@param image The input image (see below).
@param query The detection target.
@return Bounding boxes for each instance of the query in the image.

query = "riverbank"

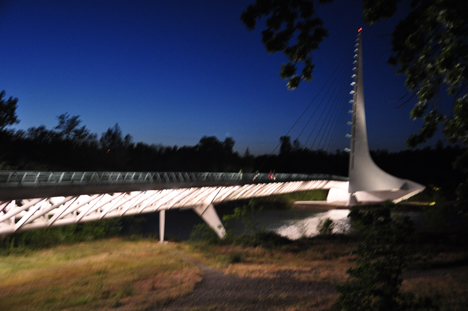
[1,233,467,310]
[292,200,349,211]
[292,200,437,212]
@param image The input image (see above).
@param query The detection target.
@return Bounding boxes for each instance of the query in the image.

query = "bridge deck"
[0,171,349,237]
[0,171,348,201]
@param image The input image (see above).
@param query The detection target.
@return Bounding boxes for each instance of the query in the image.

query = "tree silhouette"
[243,0,468,206]
[279,135,292,155]
[0,90,19,130]
[241,0,331,90]
[100,124,125,150]
[54,113,92,143]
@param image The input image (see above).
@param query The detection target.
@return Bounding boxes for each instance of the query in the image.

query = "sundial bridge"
[0,30,425,241]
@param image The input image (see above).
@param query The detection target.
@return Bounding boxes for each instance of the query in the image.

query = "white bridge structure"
[327,29,425,205]
[0,172,347,239]
[0,30,424,240]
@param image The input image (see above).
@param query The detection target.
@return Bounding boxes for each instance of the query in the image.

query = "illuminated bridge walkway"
[0,171,348,239]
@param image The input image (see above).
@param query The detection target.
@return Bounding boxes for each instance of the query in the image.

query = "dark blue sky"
[0,0,439,155]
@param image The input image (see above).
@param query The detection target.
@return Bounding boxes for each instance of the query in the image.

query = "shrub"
[0,218,122,254]
[334,207,419,310]
[223,199,264,235]
[189,199,291,249]
[317,217,334,235]
[189,223,221,244]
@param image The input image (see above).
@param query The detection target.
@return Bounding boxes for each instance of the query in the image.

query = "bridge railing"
[0,171,348,187]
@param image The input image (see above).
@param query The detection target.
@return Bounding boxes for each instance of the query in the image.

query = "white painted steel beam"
[0,179,344,236]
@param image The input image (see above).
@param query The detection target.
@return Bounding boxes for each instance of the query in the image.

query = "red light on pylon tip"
[358,28,362,33]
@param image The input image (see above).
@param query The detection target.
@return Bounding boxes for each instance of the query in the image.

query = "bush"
[335,207,408,310]
[334,206,437,310]
[0,218,122,254]
[223,199,264,235]
[189,223,221,244]
[317,217,334,235]
[233,231,291,249]
[189,199,292,249]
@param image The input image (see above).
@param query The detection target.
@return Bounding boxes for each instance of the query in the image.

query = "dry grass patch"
[402,266,468,310]
[184,238,356,284]
[223,257,351,284]
[224,264,311,278]
[0,238,202,311]
[282,294,339,311]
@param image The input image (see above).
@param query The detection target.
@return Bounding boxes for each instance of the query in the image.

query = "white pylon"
[328,28,425,205]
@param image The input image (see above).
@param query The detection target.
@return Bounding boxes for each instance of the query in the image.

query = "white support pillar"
[192,203,226,238]
[159,209,165,243]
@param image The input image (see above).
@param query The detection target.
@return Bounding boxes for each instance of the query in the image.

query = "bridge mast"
[344,28,425,204]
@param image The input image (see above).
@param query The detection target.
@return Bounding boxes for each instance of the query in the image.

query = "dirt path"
[156,260,336,311]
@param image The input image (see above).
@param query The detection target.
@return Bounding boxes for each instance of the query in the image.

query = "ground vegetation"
[0,186,467,310]
[3,220,465,310]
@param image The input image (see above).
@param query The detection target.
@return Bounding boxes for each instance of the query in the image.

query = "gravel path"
[155,262,336,311]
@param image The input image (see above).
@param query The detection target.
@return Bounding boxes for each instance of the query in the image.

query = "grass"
[0,238,202,311]
[402,272,468,311]
[184,236,357,284]
[183,232,468,310]
[1,184,465,310]
[1,224,468,310]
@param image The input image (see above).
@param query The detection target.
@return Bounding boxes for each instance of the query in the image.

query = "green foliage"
[0,90,19,130]
[242,0,468,207]
[236,230,291,249]
[283,189,329,201]
[243,0,467,146]
[407,111,445,148]
[241,0,330,90]
[335,207,437,311]
[54,113,94,143]
[121,215,147,236]
[0,218,122,255]
[354,0,468,154]
[317,217,334,235]
[223,199,264,235]
[244,190,329,210]
[362,0,400,24]
[378,0,468,149]
[190,199,291,249]
[422,187,448,233]
[279,135,293,155]
[228,253,244,264]
[445,95,468,145]
[189,223,223,244]
[455,179,468,212]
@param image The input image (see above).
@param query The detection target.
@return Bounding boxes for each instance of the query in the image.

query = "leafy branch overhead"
[242,0,467,148]
[377,0,468,148]
[241,0,331,90]
[363,0,468,206]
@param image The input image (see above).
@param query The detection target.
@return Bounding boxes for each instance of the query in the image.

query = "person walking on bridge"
[253,170,259,181]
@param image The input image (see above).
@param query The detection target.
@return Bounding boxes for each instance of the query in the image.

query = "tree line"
[0,108,462,199]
